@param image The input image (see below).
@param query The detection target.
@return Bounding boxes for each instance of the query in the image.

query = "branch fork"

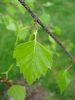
[18,0,75,63]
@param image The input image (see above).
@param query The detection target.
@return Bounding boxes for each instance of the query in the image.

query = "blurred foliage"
[0,0,75,100]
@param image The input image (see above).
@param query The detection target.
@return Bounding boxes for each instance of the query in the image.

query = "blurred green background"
[0,0,75,100]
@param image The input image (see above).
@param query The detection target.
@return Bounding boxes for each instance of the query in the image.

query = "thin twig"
[18,0,75,62]
[35,1,45,13]
[34,21,38,41]
[0,75,13,88]
[66,61,74,71]
[5,72,8,81]
[21,23,34,30]
[10,2,26,22]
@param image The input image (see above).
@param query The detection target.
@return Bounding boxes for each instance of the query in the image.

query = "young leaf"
[8,85,26,100]
[29,34,35,41]
[58,70,71,94]
[13,40,52,85]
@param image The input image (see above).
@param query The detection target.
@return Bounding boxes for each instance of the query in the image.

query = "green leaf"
[58,70,71,94]
[8,85,26,100]
[43,2,53,7]
[3,15,9,25]
[18,29,28,41]
[6,22,16,31]
[0,15,2,24]
[39,13,50,26]
[53,26,61,36]
[29,34,35,41]
[25,0,34,10]
[26,2,34,10]
[6,6,16,16]
[12,0,25,14]
[3,0,9,3]
[13,40,52,85]
[26,0,34,3]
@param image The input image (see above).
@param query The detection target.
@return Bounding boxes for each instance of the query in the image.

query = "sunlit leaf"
[13,40,52,85]
[58,70,71,94]
[8,85,26,100]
